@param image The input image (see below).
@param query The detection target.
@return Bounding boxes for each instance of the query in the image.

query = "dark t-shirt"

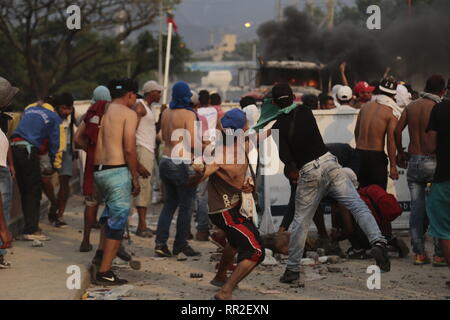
[427,100,450,183]
[273,105,328,171]
[326,143,360,175]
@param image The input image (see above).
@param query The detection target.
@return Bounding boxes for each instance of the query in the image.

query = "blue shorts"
[94,167,131,240]
[57,150,73,177]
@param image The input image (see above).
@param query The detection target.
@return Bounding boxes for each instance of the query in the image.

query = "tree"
[0,0,181,99]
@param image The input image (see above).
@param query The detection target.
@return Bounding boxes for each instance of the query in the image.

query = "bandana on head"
[170,81,194,112]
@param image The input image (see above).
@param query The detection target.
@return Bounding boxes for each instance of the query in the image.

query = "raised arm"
[339,62,349,87]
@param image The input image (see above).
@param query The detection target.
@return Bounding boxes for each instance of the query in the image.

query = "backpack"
[82,100,108,196]
[358,185,403,225]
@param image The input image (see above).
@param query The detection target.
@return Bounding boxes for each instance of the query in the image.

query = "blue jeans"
[407,155,442,255]
[156,158,195,250]
[0,167,13,256]
[195,179,210,233]
[287,153,386,272]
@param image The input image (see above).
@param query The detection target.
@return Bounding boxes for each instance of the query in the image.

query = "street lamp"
[244,22,252,28]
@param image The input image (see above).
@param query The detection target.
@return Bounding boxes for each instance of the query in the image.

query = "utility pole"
[158,0,163,85]
[326,0,335,30]
[275,0,282,22]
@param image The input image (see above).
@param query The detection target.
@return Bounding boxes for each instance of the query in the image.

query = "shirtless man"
[155,81,201,258]
[394,75,447,266]
[355,78,404,254]
[90,79,140,285]
[355,78,401,190]
[192,109,265,300]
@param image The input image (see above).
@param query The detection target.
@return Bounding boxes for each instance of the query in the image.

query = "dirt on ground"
[65,195,449,300]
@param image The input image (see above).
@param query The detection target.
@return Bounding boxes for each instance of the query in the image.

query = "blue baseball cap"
[221,108,247,130]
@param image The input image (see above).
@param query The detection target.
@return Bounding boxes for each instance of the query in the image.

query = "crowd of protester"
[0,67,449,299]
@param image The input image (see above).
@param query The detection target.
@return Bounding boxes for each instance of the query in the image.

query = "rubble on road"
[83,285,135,300]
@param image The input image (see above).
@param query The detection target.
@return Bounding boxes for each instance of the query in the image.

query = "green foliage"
[0,0,187,104]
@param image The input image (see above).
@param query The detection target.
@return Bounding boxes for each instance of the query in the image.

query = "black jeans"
[12,146,42,234]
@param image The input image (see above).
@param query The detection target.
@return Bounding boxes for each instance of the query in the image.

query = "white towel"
[375,94,403,119]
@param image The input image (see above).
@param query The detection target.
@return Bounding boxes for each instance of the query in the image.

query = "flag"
[166,12,178,33]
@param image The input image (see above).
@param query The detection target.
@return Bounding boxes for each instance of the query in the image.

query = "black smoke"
[257,1,450,88]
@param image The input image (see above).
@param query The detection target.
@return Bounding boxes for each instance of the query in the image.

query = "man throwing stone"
[271,83,390,286]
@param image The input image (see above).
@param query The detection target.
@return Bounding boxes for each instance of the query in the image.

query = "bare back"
[161,108,198,159]
[95,103,138,165]
[356,101,396,151]
[405,98,436,155]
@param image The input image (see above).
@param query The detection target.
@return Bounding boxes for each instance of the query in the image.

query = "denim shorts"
[94,167,131,240]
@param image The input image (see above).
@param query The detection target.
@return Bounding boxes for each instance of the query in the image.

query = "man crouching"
[191,109,265,300]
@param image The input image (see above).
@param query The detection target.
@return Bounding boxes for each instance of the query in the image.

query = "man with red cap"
[353,81,375,109]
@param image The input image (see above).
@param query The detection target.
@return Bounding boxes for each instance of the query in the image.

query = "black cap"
[379,78,398,95]
[108,78,143,99]
[272,83,293,102]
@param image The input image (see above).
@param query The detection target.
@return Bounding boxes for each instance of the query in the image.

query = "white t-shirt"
[243,104,260,128]
[197,106,218,141]
[136,99,156,153]
[336,104,356,111]
[0,130,9,167]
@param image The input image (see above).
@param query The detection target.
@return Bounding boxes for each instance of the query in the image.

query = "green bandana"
[253,101,298,130]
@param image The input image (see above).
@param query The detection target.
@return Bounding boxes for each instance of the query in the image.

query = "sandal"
[136,228,153,238]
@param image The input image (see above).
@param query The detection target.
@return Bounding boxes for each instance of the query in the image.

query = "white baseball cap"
[142,81,163,94]
[337,86,353,101]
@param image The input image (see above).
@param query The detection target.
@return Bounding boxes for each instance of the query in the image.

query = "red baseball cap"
[354,81,375,94]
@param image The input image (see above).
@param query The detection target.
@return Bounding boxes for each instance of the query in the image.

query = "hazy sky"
[174,0,355,49]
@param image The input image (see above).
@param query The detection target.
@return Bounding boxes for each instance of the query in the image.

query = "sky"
[174,0,355,50]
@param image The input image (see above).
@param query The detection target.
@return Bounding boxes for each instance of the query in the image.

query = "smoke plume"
[257,1,450,89]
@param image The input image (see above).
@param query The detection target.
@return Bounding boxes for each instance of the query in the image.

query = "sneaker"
[155,244,172,257]
[432,256,448,267]
[173,245,201,257]
[209,232,227,250]
[48,204,58,223]
[95,270,128,286]
[22,232,51,241]
[370,241,391,272]
[414,254,430,265]
[279,269,300,284]
[195,231,210,242]
[0,255,11,269]
[54,219,68,228]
